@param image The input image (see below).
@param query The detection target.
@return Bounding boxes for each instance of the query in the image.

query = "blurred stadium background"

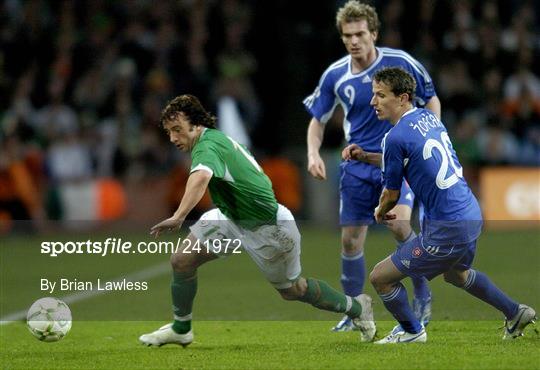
[1,5,539,370]
[1,0,539,345]
[1,0,539,228]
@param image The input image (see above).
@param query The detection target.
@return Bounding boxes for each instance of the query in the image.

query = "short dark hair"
[373,67,416,101]
[160,94,217,128]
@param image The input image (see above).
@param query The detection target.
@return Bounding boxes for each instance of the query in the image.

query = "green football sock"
[299,278,362,318]
[171,271,197,334]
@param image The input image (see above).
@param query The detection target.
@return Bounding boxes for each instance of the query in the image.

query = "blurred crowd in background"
[1,0,539,226]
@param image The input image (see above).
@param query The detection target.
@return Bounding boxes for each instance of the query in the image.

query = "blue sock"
[341,251,365,297]
[379,283,423,334]
[412,277,431,301]
[396,231,431,302]
[463,269,519,319]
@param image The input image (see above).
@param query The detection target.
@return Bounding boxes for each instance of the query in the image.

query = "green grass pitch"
[1,226,539,369]
[2,321,539,369]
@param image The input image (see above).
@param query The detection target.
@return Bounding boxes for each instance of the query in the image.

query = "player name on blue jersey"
[410,111,444,138]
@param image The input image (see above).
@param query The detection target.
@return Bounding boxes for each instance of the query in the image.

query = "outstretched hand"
[150,217,184,238]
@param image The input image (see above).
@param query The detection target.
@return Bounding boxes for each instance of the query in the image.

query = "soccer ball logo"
[26,297,72,342]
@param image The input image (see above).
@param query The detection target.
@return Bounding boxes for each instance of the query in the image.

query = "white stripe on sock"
[463,269,476,290]
[174,313,192,321]
[345,296,353,314]
[380,285,402,302]
[341,251,364,261]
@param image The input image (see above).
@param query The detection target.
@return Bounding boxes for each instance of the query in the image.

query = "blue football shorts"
[339,168,414,226]
[391,234,477,280]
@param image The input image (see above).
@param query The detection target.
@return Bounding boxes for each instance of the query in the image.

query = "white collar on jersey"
[348,47,384,76]
[194,127,208,146]
[397,107,417,124]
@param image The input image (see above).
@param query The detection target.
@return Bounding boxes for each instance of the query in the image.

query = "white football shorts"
[189,204,301,289]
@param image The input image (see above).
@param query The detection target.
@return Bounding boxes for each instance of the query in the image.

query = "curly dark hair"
[160,94,217,128]
[373,67,416,101]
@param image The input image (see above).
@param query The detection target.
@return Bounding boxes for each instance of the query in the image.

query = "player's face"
[340,20,377,60]
[370,80,404,124]
[163,114,201,152]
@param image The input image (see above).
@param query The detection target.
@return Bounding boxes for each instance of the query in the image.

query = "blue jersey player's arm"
[307,116,327,180]
[342,143,382,167]
[411,58,441,118]
[425,96,441,119]
[374,133,405,223]
[412,71,440,118]
[305,69,338,180]
[414,68,440,118]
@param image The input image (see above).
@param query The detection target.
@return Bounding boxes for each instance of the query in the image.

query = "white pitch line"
[0,261,170,325]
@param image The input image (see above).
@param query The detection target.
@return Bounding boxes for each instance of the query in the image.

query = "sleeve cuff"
[190,164,214,176]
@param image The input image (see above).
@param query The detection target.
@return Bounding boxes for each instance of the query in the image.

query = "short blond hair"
[336,1,380,35]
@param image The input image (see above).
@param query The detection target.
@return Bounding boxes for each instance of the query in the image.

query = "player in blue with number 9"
[343,67,536,343]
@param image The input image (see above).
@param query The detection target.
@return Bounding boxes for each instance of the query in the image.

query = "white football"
[26,297,72,342]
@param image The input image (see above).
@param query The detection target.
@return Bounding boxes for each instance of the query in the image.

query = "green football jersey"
[190,129,278,226]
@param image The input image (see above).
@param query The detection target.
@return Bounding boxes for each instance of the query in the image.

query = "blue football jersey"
[381,108,483,245]
[304,47,436,154]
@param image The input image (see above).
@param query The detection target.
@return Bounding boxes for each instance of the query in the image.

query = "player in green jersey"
[139,94,376,347]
